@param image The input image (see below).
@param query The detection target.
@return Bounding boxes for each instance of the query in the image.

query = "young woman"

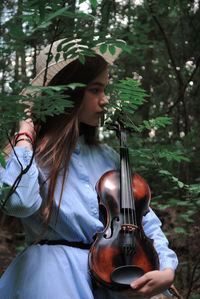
[0,39,178,299]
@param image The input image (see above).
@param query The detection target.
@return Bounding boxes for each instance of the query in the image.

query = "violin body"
[88,170,160,290]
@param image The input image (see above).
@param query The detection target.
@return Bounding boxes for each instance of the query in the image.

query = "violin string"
[121,128,137,249]
[121,149,125,245]
[122,149,127,226]
[121,149,124,223]
[128,156,133,225]
[121,144,138,227]
[125,148,131,226]
[128,150,135,226]
[129,166,135,225]
[126,148,137,227]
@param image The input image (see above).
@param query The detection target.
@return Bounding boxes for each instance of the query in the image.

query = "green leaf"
[30,7,91,33]
[0,153,6,168]
[7,22,25,39]
[31,21,52,32]
[158,150,190,163]
[108,45,116,56]
[159,170,172,176]
[45,7,70,22]
[112,77,149,118]
[89,0,98,9]
[99,44,107,54]
[178,181,184,188]
[114,40,131,53]
[78,54,85,64]
[26,84,82,92]
[188,184,200,194]
[57,39,74,52]
[55,52,60,63]
[143,117,172,131]
[16,246,27,252]
[173,227,186,234]
[66,83,86,90]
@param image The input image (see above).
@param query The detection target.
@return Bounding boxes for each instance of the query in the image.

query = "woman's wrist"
[19,116,35,138]
[15,132,34,144]
[162,268,175,285]
[14,132,34,150]
[14,139,33,150]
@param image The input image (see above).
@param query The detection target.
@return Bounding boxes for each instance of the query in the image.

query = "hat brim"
[21,45,122,96]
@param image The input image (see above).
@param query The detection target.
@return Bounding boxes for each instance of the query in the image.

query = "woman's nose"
[100,94,109,106]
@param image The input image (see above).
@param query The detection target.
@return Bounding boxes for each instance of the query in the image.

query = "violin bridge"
[119,224,138,257]
[120,224,138,232]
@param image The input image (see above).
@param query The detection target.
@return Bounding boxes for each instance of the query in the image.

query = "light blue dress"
[0,136,178,299]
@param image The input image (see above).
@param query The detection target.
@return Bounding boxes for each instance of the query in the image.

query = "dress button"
[94,208,98,214]
[85,184,90,188]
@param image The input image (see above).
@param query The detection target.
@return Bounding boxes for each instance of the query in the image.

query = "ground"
[0,214,25,276]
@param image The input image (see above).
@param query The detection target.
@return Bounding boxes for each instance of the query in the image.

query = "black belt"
[38,239,92,250]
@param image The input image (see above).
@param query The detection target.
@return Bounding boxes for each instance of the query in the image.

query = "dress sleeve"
[0,146,42,218]
[143,207,178,271]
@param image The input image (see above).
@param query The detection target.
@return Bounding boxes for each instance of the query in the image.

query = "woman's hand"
[16,108,36,150]
[19,116,35,136]
[117,268,174,299]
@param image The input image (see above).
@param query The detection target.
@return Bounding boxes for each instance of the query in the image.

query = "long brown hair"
[36,54,108,224]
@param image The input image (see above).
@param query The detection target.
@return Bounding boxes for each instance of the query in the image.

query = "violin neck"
[120,131,135,211]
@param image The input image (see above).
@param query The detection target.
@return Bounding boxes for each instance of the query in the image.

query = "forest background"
[0,0,200,298]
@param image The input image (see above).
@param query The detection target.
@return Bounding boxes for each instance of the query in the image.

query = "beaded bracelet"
[15,138,33,146]
[14,132,34,145]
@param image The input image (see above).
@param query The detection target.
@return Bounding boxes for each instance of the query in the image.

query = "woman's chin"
[79,121,99,128]
[85,120,99,127]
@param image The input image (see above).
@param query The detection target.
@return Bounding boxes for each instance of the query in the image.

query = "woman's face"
[78,68,109,127]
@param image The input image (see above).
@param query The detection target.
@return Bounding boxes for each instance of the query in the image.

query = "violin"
[88,121,159,291]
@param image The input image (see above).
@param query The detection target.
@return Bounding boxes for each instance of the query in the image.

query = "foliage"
[0,150,8,169]
[0,0,200,296]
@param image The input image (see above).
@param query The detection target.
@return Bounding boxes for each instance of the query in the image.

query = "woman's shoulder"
[97,142,120,168]
[98,142,117,154]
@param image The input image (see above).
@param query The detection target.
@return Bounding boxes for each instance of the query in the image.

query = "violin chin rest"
[110,265,145,288]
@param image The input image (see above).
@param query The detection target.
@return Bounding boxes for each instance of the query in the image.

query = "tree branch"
[147,0,183,87]
[185,55,200,88]
[165,55,200,115]
[186,256,200,299]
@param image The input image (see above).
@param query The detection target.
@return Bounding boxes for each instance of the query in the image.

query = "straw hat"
[22,39,122,95]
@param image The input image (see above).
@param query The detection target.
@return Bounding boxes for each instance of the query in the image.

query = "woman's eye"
[90,88,100,94]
